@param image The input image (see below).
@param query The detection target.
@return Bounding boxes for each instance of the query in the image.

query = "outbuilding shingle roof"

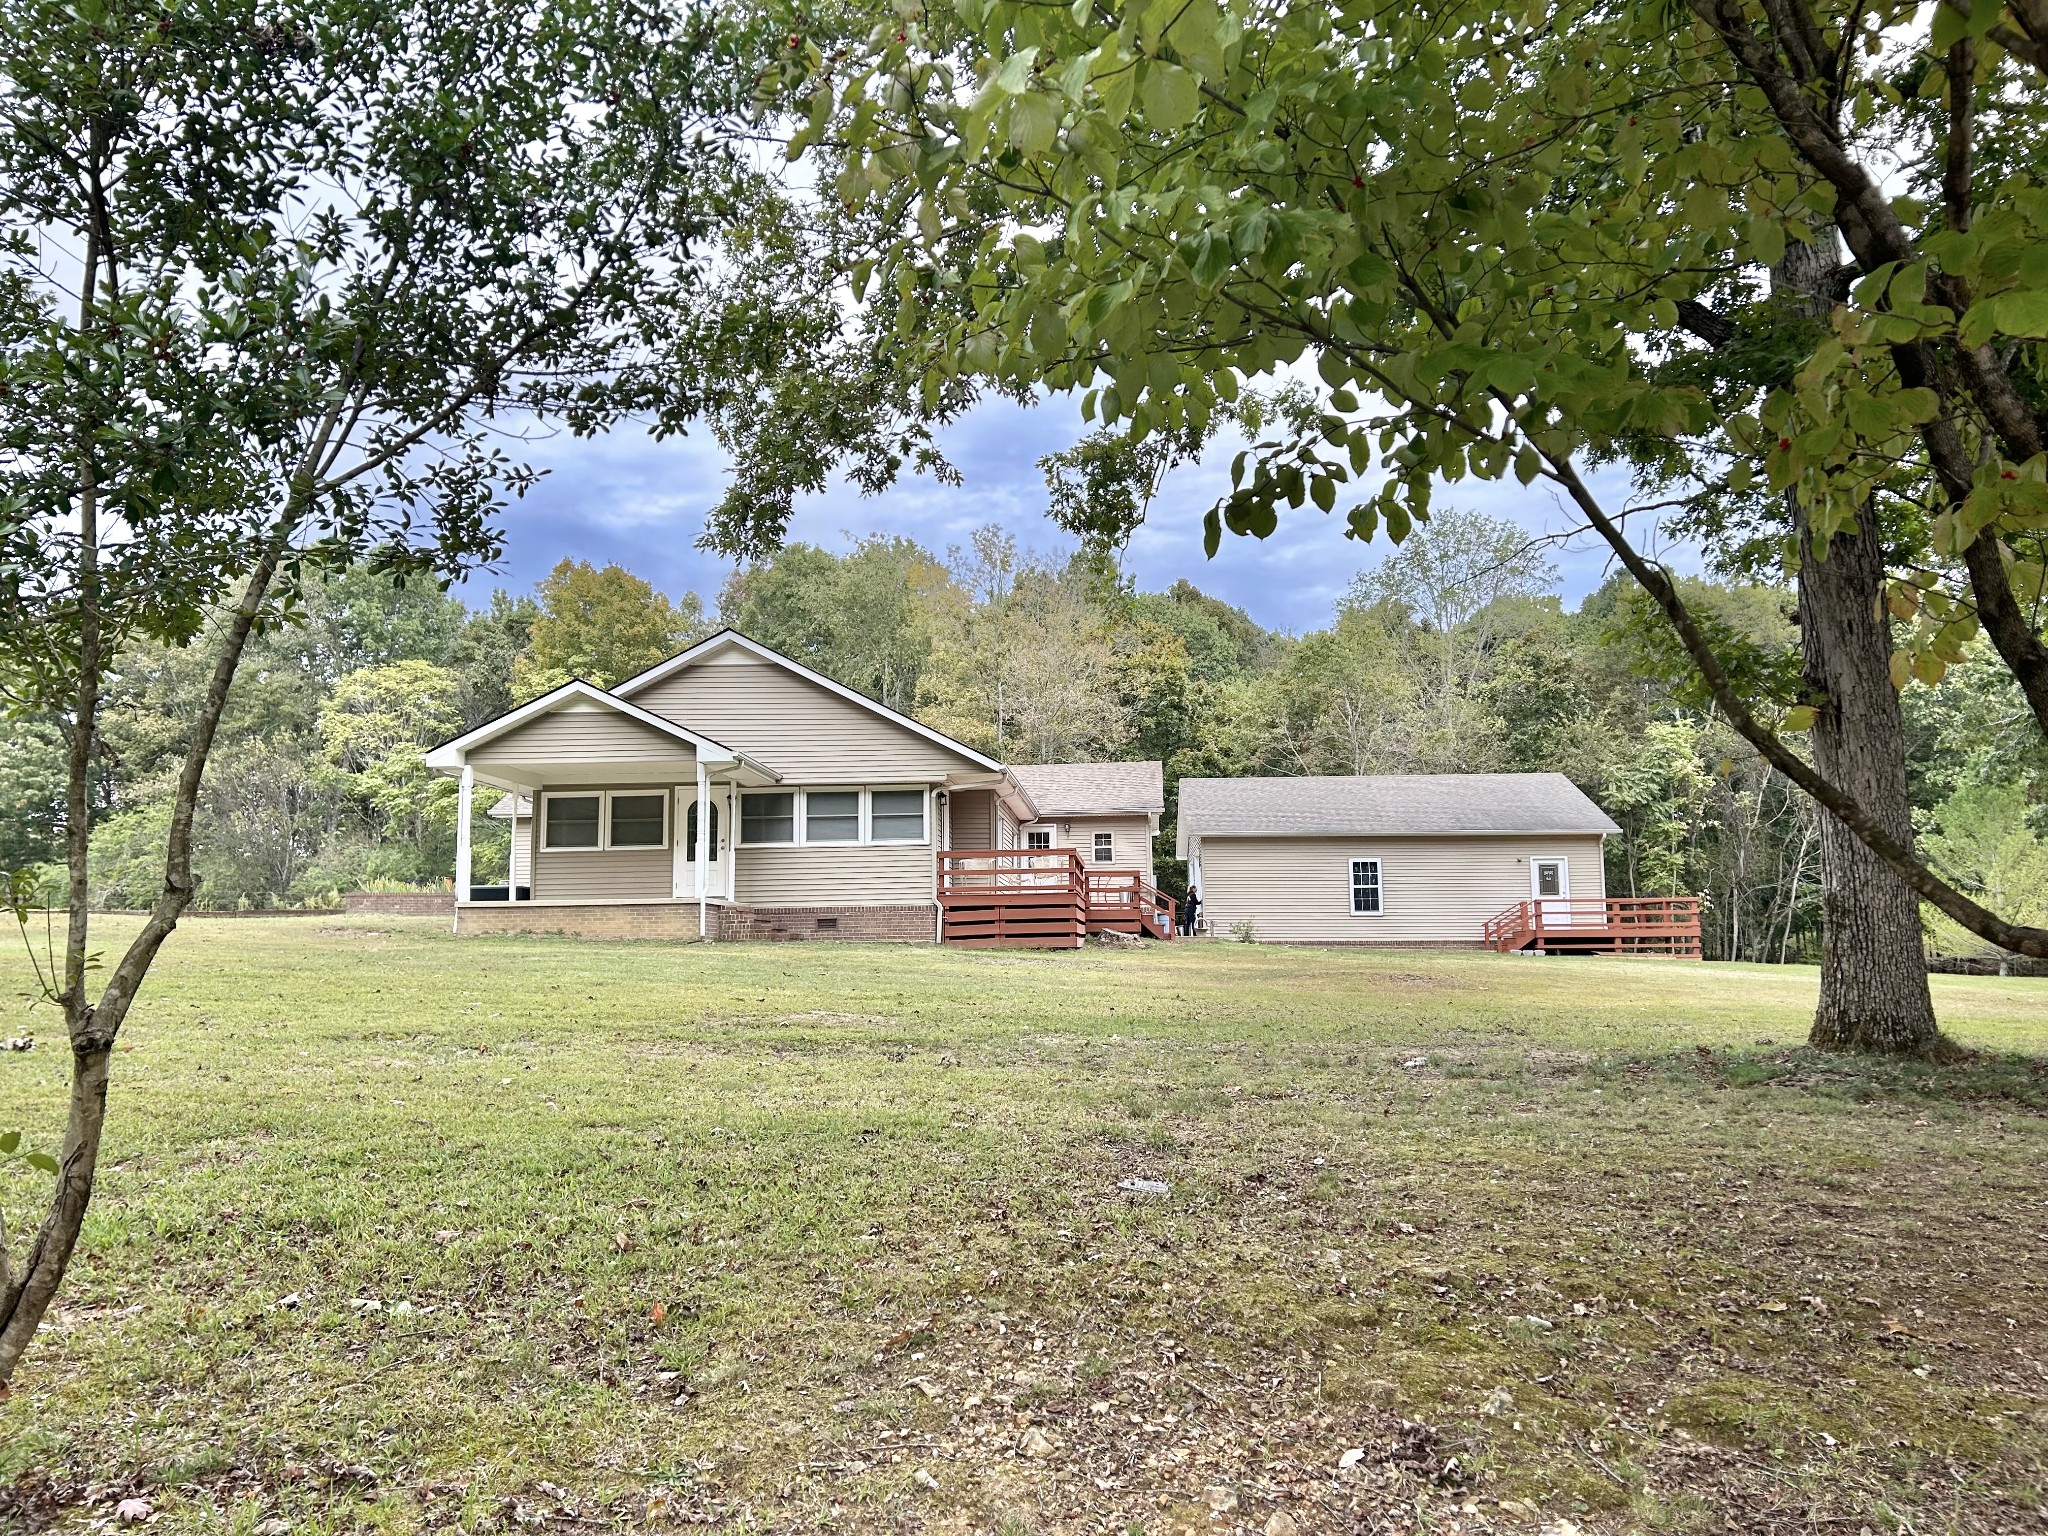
[1176,773,1619,857]
[1009,760,1165,818]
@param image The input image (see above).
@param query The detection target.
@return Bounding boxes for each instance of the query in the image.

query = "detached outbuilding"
[1177,773,1629,948]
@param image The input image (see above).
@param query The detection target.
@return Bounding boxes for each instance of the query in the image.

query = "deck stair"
[1482,896,1703,958]
[939,849,1177,948]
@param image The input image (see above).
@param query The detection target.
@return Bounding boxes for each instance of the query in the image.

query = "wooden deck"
[1482,896,1703,957]
[938,850,1177,948]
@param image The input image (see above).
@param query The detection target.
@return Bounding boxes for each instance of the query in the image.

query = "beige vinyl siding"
[471,708,689,766]
[632,652,977,780]
[1029,815,1154,877]
[996,799,1019,849]
[949,788,995,849]
[529,783,680,903]
[1197,834,1607,945]
[510,816,531,886]
[534,846,672,902]
[735,843,937,906]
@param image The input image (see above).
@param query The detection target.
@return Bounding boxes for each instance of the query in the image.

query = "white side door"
[674,788,731,900]
[1530,857,1570,925]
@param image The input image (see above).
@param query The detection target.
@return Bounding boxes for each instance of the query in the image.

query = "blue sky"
[457,392,1663,636]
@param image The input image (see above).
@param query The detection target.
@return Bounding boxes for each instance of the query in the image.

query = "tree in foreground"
[811,0,2048,1051]
[0,0,870,1385]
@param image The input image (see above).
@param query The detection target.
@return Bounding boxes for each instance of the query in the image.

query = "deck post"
[695,759,709,939]
[454,762,473,929]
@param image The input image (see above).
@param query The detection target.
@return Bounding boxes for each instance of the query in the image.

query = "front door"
[1530,857,1570,925]
[675,788,730,900]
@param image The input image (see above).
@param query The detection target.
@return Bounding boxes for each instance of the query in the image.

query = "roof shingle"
[1009,760,1165,817]
[1176,773,1619,856]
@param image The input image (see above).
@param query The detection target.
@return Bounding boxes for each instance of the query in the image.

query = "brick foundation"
[455,901,938,943]
[714,904,938,943]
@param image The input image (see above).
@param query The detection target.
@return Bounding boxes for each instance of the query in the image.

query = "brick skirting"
[714,904,938,943]
[455,901,938,943]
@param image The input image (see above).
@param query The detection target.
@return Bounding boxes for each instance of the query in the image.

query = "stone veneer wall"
[455,902,937,943]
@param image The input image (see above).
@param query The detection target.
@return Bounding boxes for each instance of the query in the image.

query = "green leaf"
[1781,705,1816,733]
[26,1151,59,1174]
[1992,289,2048,339]
[0,1129,19,1154]
[990,47,1040,96]
[1139,61,1200,131]
[1007,92,1060,153]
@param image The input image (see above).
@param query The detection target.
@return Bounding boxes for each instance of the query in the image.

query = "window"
[608,792,667,848]
[1350,858,1383,915]
[543,794,601,850]
[741,791,796,844]
[1534,860,1564,897]
[805,789,861,843]
[1026,828,1053,850]
[1092,832,1115,864]
[871,789,927,843]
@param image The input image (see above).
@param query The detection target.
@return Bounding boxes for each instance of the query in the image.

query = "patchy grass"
[2,919,2046,1536]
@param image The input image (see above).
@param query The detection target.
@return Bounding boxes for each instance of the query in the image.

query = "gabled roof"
[1010,761,1165,818]
[422,678,777,777]
[611,628,1006,774]
[1176,773,1620,857]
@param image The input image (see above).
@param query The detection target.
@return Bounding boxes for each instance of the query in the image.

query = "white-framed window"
[541,790,667,852]
[542,793,603,851]
[739,786,934,847]
[1092,832,1114,864]
[1350,857,1383,915]
[1026,828,1053,850]
[740,790,796,845]
[870,788,928,843]
[805,788,862,844]
[608,791,668,848]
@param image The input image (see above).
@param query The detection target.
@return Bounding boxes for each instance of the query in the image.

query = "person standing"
[1180,885,1200,936]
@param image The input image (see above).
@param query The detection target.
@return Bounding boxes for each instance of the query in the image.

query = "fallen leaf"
[115,1498,153,1525]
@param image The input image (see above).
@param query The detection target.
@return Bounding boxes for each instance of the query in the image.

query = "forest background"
[4,499,2040,965]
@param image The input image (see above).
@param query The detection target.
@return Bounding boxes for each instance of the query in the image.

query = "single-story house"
[423,629,1163,942]
[1177,773,1622,947]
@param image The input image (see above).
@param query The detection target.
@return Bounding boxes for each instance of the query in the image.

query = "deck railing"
[1084,869,1178,936]
[937,850,1179,945]
[1483,896,1703,957]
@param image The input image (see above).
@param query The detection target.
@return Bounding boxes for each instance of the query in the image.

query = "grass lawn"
[2,918,2046,1536]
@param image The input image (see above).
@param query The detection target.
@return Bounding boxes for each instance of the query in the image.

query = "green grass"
[3,919,2046,1534]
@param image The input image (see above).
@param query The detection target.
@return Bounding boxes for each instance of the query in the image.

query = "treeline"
[3,510,2041,958]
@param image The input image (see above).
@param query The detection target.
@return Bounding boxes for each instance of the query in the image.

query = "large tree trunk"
[1776,235,1941,1054]
[1796,511,1942,1053]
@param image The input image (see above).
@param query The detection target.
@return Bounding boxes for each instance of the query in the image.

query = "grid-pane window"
[544,795,601,849]
[1092,832,1114,864]
[741,791,795,844]
[1026,829,1052,850]
[806,790,861,843]
[1350,858,1383,915]
[608,793,667,848]
[870,790,926,842]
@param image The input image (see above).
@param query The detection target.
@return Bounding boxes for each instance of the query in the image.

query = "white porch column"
[455,762,474,925]
[507,788,522,902]
[695,758,710,938]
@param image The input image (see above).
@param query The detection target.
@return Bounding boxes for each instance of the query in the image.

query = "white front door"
[675,788,731,900]
[1530,857,1570,924]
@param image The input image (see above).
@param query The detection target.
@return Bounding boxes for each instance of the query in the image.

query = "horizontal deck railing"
[1084,869,1178,936]
[937,850,1179,945]
[1483,896,1703,956]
